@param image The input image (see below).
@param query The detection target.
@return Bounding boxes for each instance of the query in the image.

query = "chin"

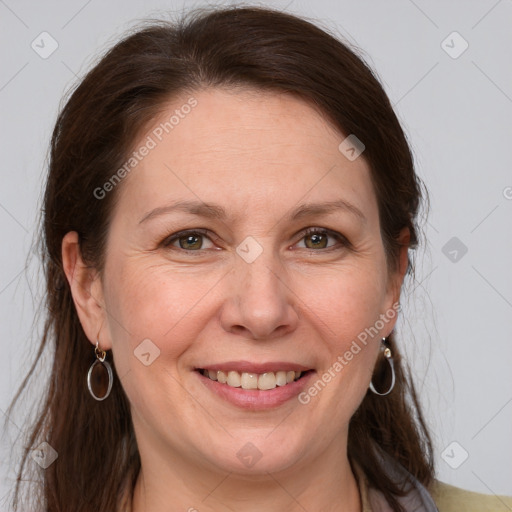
[201,433,307,476]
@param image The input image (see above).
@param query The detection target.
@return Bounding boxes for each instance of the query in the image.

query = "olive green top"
[429,480,512,512]
[352,459,512,511]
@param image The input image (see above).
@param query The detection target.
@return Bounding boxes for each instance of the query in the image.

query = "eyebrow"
[138,198,366,225]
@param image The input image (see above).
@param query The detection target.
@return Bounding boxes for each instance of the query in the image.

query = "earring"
[87,340,113,401]
[369,337,395,396]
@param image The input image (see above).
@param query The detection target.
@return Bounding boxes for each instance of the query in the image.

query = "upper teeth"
[202,369,302,390]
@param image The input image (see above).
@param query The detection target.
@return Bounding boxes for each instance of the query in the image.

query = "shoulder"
[428,479,512,512]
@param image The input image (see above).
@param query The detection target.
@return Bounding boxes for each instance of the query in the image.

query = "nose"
[219,249,300,341]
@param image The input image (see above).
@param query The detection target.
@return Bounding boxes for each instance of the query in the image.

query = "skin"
[62,87,409,512]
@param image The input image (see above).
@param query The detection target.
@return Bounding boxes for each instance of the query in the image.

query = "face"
[70,87,406,479]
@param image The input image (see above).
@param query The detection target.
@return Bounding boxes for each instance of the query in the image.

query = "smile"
[194,361,315,409]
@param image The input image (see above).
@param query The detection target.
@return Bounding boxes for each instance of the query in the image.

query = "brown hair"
[6,5,434,511]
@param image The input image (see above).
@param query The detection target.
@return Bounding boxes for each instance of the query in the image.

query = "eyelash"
[161,227,350,254]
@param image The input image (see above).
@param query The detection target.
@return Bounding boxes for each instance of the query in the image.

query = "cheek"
[299,264,389,338]
[102,255,239,405]
[294,264,389,403]
[105,259,214,347]
[102,261,211,416]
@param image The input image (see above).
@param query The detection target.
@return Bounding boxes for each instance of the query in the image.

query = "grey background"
[1,0,511,506]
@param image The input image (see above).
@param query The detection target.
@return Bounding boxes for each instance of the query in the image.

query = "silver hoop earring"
[87,340,113,401]
[369,337,395,396]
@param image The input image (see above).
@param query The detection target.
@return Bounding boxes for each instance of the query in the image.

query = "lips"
[194,360,314,407]
[196,366,315,410]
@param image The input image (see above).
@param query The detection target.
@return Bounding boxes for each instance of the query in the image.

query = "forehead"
[114,87,378,226]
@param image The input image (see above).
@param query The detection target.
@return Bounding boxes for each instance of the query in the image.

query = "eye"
[294,227,349,251]
[162,229,216,251]
[161,227,349,254]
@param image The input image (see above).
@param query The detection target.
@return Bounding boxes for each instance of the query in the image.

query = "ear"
[384,227,410,330]
[396,226,411,288]
[61,231,111,350]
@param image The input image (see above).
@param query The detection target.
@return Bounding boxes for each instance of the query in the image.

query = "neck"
[130,434,362,512]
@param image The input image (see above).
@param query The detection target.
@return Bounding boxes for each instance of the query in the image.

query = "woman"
[7,5,512,512]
